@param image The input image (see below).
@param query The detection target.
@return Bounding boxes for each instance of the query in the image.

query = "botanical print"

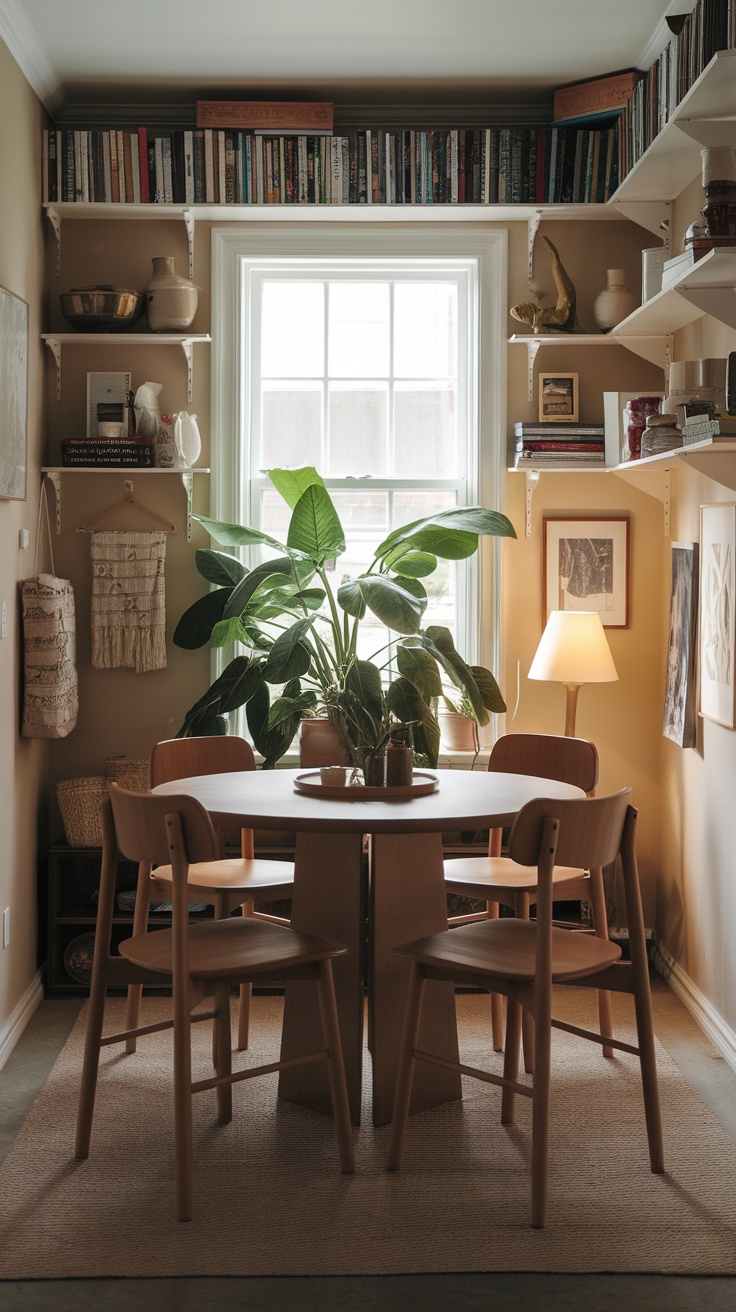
[700,504,736,728]
[557,535,614,612]
[544,517,629,628]
[663,543,698,748]
[0,284,28,500]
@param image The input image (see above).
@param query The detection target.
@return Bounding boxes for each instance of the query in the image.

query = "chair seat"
[151,857,295,902]
[444,855,588,901]
[395,917,621,983]
[120,915,346,980]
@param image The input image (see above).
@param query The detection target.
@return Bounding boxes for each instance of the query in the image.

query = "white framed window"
[211,221,508,735]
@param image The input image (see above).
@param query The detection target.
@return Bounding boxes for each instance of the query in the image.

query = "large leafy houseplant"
[174,466,516,767]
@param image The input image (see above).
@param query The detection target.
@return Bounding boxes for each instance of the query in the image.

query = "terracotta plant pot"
[298,718,349,767]
[439,711,478,752]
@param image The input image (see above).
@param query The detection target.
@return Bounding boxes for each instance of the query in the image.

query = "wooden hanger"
[75,480,177,535]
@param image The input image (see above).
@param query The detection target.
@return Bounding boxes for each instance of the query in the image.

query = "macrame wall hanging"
[89,530,168,673]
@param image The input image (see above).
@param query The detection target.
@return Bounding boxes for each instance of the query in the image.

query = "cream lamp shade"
[528,610,618,737]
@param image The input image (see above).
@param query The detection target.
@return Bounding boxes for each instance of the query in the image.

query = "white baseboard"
[656,940,736,1076]
[0,971,44,1072]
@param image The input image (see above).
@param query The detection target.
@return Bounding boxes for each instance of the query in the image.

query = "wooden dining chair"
[444,733,606,1062]
[388,788,663,1228]
[76,784,354,1222]
[124,735,295,1053]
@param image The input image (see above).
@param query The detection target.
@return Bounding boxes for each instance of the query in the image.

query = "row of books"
[618,0,736,179]
[42,122,620,208]
[513,423,606,467]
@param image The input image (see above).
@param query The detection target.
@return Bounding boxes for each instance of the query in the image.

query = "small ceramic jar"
[640,413,681,458]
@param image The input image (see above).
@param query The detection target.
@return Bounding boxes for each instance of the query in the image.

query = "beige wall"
[0,40,48,1033]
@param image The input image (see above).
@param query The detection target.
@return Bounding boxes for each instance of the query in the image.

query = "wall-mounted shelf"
[610,248,736,366]
[41,333,211,402]
[41,467,210,541]
[508,332,627,398]
[610,439,736,535]
[508,464,607,536]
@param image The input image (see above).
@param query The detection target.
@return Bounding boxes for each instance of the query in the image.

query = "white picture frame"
[699,504,736,729]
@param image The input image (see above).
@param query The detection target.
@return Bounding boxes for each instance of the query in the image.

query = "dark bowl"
[60,286,145,331]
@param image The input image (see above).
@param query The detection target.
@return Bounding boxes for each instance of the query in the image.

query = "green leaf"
[337,579,367,619]
[294,587,327,611]
[469,664,507,714]
[246,681,297,768]
[261,617,315,683]
[265,466,325,510]
[209,616,258,649]
[224,557,296,620]
[176,707,229,739]
[213,656,264,714]
[173,589,230,649]
[396,643,443,700]
[193,513,287,554]
[287,485,346,562]
[268,689,319,730]
[375,506,516,560]
[195,549,247,586]
[385,547,437,579]
[350,575,423,635]
[423,626,489,725]
[346,659,384,713]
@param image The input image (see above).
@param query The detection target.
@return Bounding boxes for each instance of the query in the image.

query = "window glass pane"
[261,383,322,468]
[328,383,388,476]
[328,283,390,378]
[394,384,457,477]
[261,282,323,378]
[394,282,457,378]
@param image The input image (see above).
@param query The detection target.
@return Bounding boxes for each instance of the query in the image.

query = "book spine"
[137,128,149,202]
[184,130,195,204]
[193,130,206,203]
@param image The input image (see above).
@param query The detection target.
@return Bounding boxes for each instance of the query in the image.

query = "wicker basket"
[57,776,109,848]
[104,755,149,792]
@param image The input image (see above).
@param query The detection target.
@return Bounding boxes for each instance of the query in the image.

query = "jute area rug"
[1,987,735,1279]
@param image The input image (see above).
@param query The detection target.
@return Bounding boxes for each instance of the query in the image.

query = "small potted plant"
[438,691,481,753]
[173,466,516,767]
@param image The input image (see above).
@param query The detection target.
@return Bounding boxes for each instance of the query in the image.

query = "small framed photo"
[86,371,131,439]
[543,516,630,628]
[699,503,736,728]
[538,371,579,423]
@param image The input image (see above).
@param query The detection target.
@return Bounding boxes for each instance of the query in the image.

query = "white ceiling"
[1,0,686,116]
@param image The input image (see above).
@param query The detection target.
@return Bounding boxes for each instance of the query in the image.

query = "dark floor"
[1,979,736,1311]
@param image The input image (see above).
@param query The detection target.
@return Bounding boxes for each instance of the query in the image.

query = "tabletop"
[152,766,586,834]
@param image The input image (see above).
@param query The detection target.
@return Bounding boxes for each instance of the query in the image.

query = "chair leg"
[386,962,426,1170]
[530,999,552,1229]
[501,997,522,1125]
[214,982,233,1125]
[173,984,194,1223]
[513,892,535,1075]
[124,861,153,1054]
[236,901,255,1051]
[75,961,108,1160]
[315,960,355,1173]
[588,865,614,1058]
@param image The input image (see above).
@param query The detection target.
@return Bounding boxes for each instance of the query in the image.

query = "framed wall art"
[0,283,28,500]
[699,503,736,729]
[538,371,578,423]
[543,516,630,628]
[663,542,699,748]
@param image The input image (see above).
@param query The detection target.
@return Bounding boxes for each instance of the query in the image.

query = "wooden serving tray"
[293,770,439,801]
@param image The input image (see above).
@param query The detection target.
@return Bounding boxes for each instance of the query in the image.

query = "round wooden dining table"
[153,767,585,1125]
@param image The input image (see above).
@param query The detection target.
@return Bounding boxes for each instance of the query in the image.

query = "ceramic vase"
[145,256,198,332]
[173,411,202,467]
[593,268,637,332]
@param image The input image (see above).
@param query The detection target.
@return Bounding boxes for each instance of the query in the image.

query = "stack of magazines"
[513,423,606,467]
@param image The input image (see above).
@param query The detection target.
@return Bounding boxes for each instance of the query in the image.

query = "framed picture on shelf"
[87,371,132,439]
[663,542,699,748]
[538,372,579,424]
[699,504,736,729]
[543,516,630,628]
[0,283,28,500]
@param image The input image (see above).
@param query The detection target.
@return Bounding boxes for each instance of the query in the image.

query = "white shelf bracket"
[183,208,195,279]
[527,211,542,284]
[525,469,540,537]
[611,199,671,238]
[46,206,62,276]
[180,338,195,401]
[45,471,62,533]
[525,338,542,400]
[44,337,62,399]
[180,470,194,541]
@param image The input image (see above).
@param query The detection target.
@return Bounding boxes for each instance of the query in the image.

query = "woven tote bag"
[21,482,79,739]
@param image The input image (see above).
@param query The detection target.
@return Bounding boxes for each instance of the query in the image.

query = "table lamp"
[528,610,618,737]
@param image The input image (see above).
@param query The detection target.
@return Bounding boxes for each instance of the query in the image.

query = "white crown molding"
[637,0,698,72]
[0,0,62,108]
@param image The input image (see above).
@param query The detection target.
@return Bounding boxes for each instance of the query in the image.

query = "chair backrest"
[489,733,599,797]
[149,735,256,787]
[108,781,219,867]
[508,788,632,875]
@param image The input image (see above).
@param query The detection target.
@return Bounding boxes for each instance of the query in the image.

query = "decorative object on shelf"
[622,395,662,461]
[132,380,162,437]
[103,755,149,791]
[196,99,334,133]
[683,217,711,261]
[173,465,514,765]
[145,256,198,332]
[699,146,736,250]
[699,503,736,729]
[603,392,663,467]
[57,777,107,847]
[664,358,727,416]
[642,246,667,302]
[528,609,618,737]
[510,237,581,335]
[593,268,638,331]
[173,411,202,467]
[86,372,132,439]
[61,436,155,468]
[641,413,682,457]
[543,516,630,629]
[514,420,604,467]
[538,371,579,423]
[59,286,144,332]
[63,931,97,985]
[663,542,699,749]
[21,482,78,739]
[0,282,28,500]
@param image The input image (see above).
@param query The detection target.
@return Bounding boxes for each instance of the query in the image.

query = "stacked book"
[513,423,606,467]
[681,414,736,445]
